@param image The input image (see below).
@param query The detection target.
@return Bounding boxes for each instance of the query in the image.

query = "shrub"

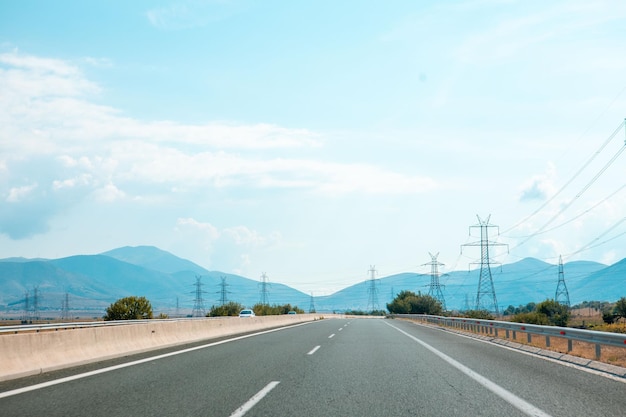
[387,291,443,315]
[209,301,245,317]
[104,296,153,321]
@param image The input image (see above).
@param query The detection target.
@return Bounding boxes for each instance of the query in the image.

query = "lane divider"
[328,334,335,339]
[229,381,280,417]
[307,346,321,355]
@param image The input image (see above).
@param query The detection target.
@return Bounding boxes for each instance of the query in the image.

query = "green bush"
[104,296,153,321]
[387,291,442,315]
[252,303,305,316]
[509,299,570,327]
[208,301,245,317]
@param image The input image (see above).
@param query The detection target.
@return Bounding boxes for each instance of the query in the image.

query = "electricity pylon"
[191,275,207,317]
[217,276,230,306]
[555,255,570,307]
[461,215,508,315]
[424,252,446,311]
[259,272,270,305]
[309,292,316,313]
[366,265,379,312]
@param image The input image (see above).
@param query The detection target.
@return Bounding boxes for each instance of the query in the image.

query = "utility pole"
[461,215,508,315]
[555,255,571,307]
[259,272,270,305]
[367,265,379,312]
[218,276,230,306]
[424,252,446,311]
[191,275,206,317]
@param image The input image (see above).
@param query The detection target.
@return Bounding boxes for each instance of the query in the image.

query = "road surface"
[1,318,625,416]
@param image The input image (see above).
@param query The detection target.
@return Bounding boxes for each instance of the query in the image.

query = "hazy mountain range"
[1,246,624,317]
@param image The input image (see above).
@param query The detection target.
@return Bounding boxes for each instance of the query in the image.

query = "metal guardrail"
[394,314,626,360]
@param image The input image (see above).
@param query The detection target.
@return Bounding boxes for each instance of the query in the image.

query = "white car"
[239,309,255,318]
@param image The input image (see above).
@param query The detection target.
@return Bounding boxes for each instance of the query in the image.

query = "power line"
[504,119,625,237]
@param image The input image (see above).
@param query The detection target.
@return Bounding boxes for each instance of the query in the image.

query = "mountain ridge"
[0,245,622,316]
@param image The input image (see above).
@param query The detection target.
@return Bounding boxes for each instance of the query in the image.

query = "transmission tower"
[23,290,30,322]
[463,294,471,312]
[32,286,40,321]
[461,215,508,315]
[61,292,71,321]
[259,272,270,305]
[424,252,446,311]
[217,276,231,306]
[366,265,379,312]
[191,275,207,317]
[309,292,316,313]
[555,255,571,307]
[175,297,180,318]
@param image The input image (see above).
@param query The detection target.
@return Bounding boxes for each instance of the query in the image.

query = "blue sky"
[1,0,625,295]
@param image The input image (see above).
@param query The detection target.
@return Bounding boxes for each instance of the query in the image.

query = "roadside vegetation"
[252,303,305,315]
[104,296,153,320]
[386,291,443,315]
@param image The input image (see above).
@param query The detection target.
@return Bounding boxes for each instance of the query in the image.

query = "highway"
[1,318,625,416]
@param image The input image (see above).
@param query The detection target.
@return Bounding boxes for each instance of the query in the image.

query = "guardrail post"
[527,333,532,343]
[505,329,509,339]
[595,344,601,360]
[545,336,550,347]
[567,339,572,352]
[512,330,516,340]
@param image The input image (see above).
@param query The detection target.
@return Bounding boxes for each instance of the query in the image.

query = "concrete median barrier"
[0,313,331,381]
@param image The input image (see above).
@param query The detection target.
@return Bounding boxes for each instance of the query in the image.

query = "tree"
[104,296,153,321]
[209,302,245,317]
[387,291,443,315]
[510,299,569,327]
[614,297,626,320]
[536,299,570,327]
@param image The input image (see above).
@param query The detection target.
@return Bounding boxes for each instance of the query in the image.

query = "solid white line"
[328,333,335,339]
[229,381,280,417]
[0,322,312,399]
[385,322,553,417]
[307,345,321,355]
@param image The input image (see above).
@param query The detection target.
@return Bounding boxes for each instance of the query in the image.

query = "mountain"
[0,245,623,317]
[101,246,207,275]
[0,246,311,318]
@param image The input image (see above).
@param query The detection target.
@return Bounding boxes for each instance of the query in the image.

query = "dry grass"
[499,330,626,367]
[409,315,626,368]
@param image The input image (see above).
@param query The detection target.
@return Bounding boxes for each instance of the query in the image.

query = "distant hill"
[0,247,312,318]
[0,246,623,317]
[101,246,208,275]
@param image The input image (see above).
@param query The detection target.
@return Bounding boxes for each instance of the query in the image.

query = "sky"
[1,0,626,296]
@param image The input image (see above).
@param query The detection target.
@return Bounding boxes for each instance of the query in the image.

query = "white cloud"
[93,183,125,202]
[518,164,557,202]
[146,0,246,30]
[6,183,37,202]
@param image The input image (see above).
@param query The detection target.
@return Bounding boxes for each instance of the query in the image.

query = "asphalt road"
[1,318,625,416]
